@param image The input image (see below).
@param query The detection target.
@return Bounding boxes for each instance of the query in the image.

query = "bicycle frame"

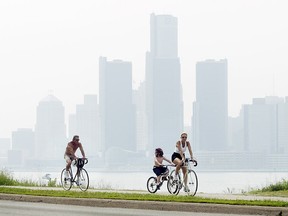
[167,158,198,196]
[61,158,89,191]
[146,164,175,194]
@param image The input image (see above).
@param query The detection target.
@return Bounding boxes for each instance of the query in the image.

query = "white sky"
[1,0,288,138]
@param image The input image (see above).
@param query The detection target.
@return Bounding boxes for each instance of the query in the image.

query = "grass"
[0,186,288,207]
[1,169,288,207]
[249,179,288,197]
[0,170,54,187]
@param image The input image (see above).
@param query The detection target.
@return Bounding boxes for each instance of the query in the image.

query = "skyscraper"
[193,59,228,151]
[34,94,67,164]
[99,57,136,157]
[68,95,100,159]
[146,14,183,154]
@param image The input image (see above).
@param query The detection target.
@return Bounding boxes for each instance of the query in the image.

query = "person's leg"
[64,155,72,178]
[173,158,182,177]
[182,166,188,186]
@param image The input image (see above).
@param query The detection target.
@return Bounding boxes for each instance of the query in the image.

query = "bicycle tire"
[186,169,198,196]
[146,176,158,193]
[78,168,89,191]
[61,168,72,191]
[167,170,180,195]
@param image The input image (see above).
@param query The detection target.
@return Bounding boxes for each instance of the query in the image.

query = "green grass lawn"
[1,170,288,208]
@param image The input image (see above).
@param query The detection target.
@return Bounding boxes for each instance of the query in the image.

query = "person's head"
[72,135,80,142]
[155,148,163,157]
[180,132,187,140]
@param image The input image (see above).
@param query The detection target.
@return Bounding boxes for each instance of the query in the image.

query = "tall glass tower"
[146,14,183,154]
[193,59,228,151]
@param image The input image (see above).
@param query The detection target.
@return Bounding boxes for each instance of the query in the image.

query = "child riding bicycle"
[153,148,174,189]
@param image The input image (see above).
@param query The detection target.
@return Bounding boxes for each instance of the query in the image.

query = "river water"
[10,170,288,194]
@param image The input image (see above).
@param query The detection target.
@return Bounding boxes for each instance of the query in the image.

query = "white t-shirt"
[175,141,187,153]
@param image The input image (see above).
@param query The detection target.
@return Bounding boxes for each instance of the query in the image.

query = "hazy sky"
[1,0,288,138]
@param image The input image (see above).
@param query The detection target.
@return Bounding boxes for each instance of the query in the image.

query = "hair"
[73,135,79,141]
[155,148,163,156]
[181,132,187,137]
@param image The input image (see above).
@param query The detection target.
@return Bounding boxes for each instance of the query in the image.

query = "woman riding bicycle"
[171,132,195,192]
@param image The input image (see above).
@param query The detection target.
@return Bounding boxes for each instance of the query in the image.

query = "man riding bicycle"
[64,135,86,179]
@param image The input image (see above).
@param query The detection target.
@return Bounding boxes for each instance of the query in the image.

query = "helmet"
[155,148,163,156]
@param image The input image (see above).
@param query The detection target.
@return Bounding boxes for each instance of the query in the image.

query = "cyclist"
[153,148,173,189]
[171,132,196,192]
[63,135,86,179]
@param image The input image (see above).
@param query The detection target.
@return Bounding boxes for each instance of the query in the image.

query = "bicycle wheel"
[167,170,180,195]
[61,168,72,191]
[78,168,89,191]
[185,169,198,196]
[146,176,158,193]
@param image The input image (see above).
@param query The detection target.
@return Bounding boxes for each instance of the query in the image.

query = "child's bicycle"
[61,158,89,191]
[146,164,176,194]
[167,158,198,196]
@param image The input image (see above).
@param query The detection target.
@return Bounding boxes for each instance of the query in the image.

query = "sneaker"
[156,183,161,190]
[184,186,190,193]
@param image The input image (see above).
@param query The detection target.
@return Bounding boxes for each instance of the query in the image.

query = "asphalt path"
[0,200,258,216]
[0,186,287,215]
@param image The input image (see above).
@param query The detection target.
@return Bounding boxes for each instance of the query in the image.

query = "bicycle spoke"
[167,170,180,195]
[61,168,72,191]
[185,169,198,196]
[78,168,89,191]
[147,177,158,193]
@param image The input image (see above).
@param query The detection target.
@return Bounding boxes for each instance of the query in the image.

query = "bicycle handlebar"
[184,158,198,167]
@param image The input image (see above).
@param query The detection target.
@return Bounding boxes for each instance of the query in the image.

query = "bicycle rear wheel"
[186,169,198,196]
[167,170,180,195]
[78,168,89,191]
[146,176,158,193]
[61,168,72,191]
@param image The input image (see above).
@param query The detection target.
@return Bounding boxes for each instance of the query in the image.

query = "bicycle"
[167,158,198,196]
[146,164,177,194]
[61,158,89,191]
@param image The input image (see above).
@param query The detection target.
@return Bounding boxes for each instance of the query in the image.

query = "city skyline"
[1,0,288,137]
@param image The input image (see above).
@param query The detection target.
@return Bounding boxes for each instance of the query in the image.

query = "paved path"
[0,186,287,215]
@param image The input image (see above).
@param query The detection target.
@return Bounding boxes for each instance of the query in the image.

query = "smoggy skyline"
[1,0,288,137]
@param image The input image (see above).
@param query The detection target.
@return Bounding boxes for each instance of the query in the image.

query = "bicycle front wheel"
[78,168,89,191]
[61,168,72,191]
[167,170,180,195]
[146,176,158,193]
[186,169,198,196]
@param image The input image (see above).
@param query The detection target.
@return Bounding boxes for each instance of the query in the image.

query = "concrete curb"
[0,193,287,216]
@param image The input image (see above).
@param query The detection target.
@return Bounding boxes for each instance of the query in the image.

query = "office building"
[99,57,136,159]
[34,94,67,165]
[146,13,183,154]
[193,59,228,151]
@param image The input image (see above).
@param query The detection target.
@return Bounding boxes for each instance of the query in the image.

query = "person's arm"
[79,143,86,158]
[163,156,173,164]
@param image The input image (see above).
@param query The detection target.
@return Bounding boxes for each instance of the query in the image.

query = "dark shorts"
[171,152,183,162]
[153,166,168,176]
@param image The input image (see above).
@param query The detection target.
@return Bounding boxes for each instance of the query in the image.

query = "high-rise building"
[34,94,67,164]
[146,14,183,154]
[243,96,288,153]
[99,57,136,157]
[193,59,228,151]
[133,82,148,153]
[68,95,100,158]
